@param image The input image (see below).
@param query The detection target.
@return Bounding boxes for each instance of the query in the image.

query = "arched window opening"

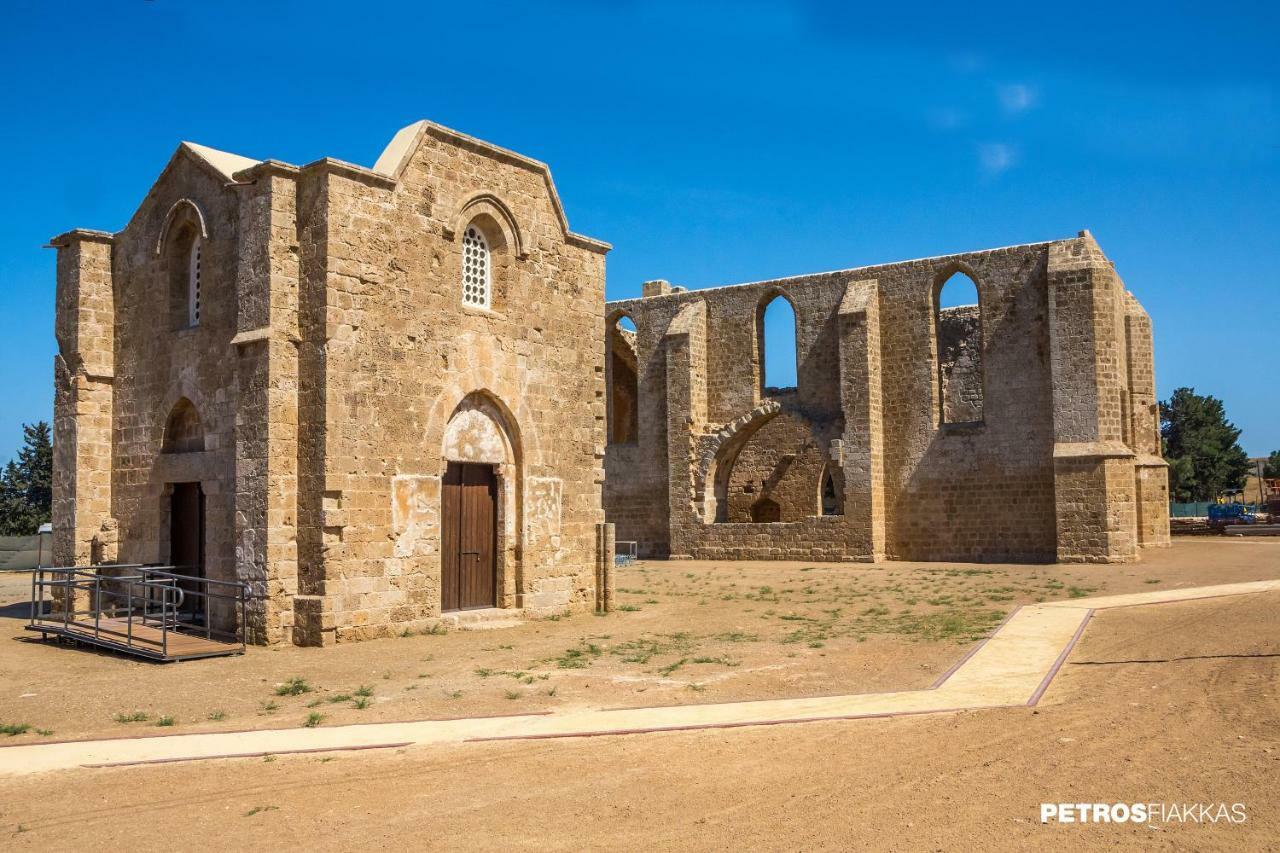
[820,468,843,516]
[607,315,639,444]
[462,224,491,309]
[162,398,204,453]
[187,236,202,327]
[750,497,781,523]
[758,293,798,395]
[165,221,203,330]
[935,272,984,424]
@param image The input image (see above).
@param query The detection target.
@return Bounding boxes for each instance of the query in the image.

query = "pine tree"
[0,422,53,536]
[1264,450,1280,480]
[1159,389,1250,503]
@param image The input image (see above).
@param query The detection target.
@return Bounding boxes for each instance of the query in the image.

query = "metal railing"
[614,540,638,566]
[28,564,248,660]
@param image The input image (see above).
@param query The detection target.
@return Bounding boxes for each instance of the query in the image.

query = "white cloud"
[998,83,1038,115]
[978,142,1018,176]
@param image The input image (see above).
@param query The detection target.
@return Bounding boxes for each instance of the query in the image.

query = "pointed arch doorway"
[438,391,523,613]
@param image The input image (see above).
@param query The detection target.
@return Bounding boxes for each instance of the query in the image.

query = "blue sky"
[1,0,1276,462]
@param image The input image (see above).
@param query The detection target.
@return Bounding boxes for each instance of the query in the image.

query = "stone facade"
[51,122,613,645]
[603,233,1170,563]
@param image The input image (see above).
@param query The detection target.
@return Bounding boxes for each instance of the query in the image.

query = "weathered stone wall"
[56,151,245,632]
[604,234,1167,564]
[937,305,983,424]
[53,122,610,645]
[51,230,115,597]
[288,126,608,643]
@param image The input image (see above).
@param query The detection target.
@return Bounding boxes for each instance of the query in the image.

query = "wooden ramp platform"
[27,617,243,662]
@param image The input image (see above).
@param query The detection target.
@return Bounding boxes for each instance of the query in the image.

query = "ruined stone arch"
[931,263,986,425]
[696,399,782,523]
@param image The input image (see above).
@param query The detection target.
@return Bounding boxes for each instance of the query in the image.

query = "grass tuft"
[275,677,312,697]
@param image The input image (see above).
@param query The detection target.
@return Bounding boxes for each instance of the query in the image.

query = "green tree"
[0,422,53,535]
[1159,388,1250,502]
[1264,450,1280,480]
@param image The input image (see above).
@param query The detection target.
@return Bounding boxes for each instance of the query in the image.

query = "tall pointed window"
[187,236,202,327]
[758,293,798,395]
[607,315,639,444]
[820,468,843,516]
[935,271,984,424]
[462,225,491,309]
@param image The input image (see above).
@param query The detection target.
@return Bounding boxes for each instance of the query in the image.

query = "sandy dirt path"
[2,538,1276,745]
[0,586,1275,851]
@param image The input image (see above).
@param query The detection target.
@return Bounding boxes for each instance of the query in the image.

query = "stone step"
[438,608,524,631]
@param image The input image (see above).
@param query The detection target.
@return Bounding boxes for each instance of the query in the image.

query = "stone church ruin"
[50,119,1169,649]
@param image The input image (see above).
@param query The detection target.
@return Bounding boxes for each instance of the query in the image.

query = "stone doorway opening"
[441,462,498,612]
[168,481,206,623]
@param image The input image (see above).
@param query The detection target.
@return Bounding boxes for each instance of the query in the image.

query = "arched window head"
[162,398,204,453]
[462,225,491,309]
[820,469,843,516]
[188,236,203,327]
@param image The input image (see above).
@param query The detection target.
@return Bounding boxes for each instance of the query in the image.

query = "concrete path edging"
[1,579,1276,776]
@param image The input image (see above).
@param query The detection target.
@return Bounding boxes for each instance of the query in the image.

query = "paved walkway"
[2,579,1276,775]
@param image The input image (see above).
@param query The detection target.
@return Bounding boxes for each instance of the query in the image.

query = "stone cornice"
[46,229,114,248]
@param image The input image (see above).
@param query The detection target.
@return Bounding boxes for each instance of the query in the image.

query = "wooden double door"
[441,463,498,612]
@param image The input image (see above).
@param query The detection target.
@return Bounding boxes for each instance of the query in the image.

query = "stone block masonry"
[51,121,610,645]
[603,231,1169,564]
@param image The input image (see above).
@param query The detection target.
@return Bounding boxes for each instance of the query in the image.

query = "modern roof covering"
[180,141,260,182]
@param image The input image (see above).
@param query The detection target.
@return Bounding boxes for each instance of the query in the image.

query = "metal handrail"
[29,564,249,659]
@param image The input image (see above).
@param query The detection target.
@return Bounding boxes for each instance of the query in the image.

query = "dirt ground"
[0,538,1277,746]
[0,560,1276,850]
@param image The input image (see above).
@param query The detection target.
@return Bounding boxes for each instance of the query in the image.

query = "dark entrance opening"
[169,482,206,623]
[751,497,781,523]
[441,462,498,612]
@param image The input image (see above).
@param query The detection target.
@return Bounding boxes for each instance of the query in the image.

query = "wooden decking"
[27,616,242,662]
